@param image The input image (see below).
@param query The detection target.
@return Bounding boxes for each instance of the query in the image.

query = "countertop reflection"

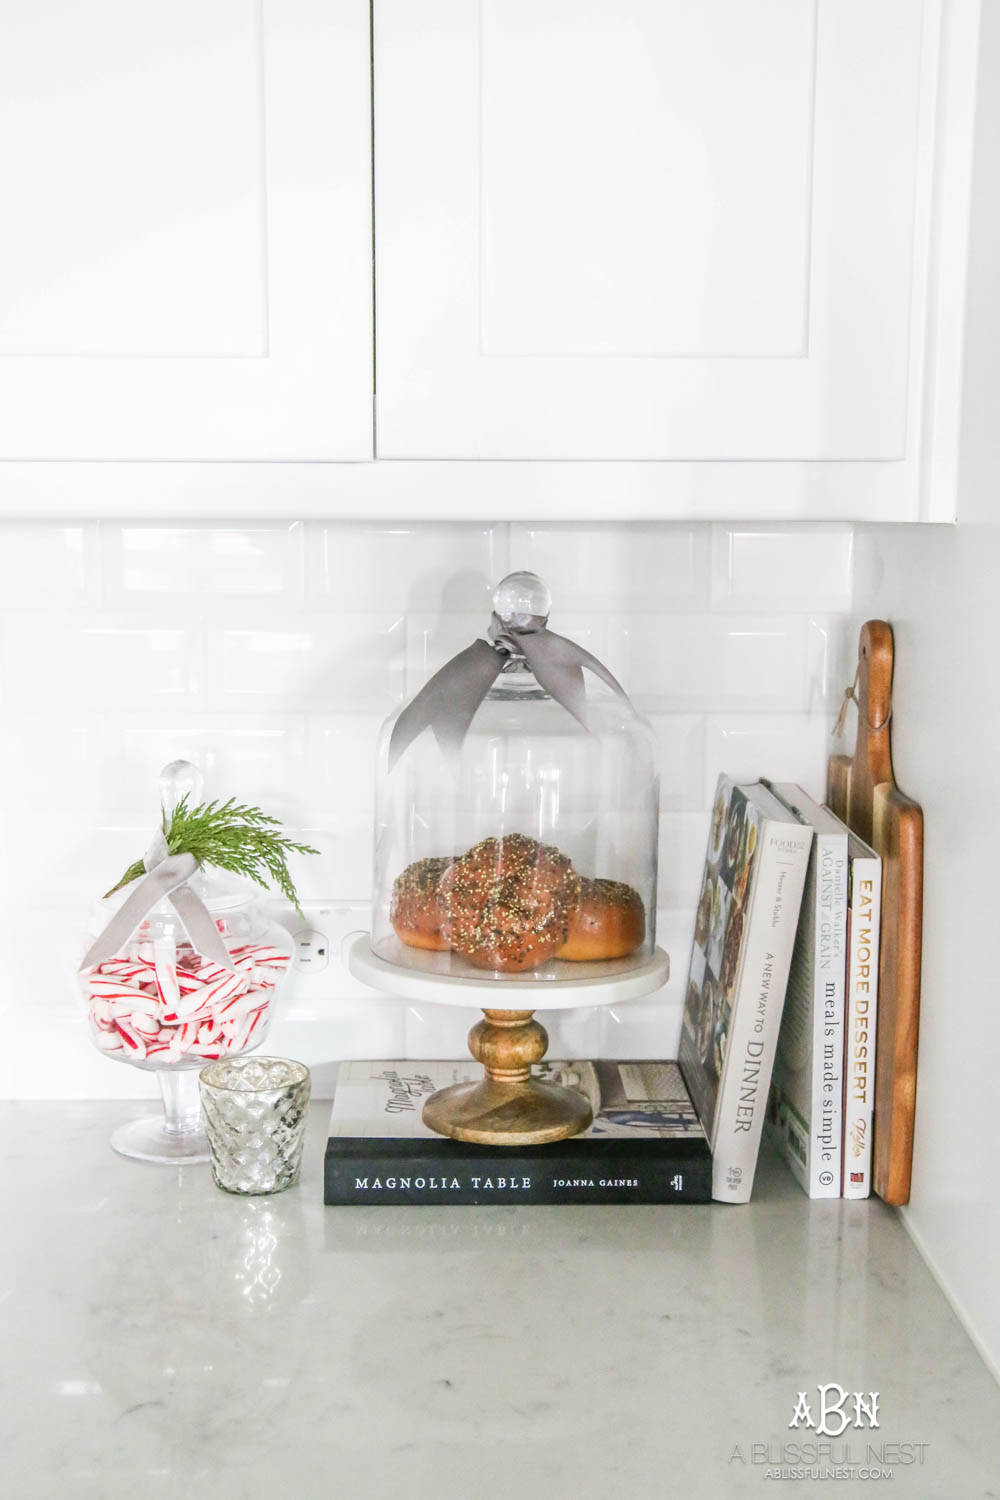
[3,1101,999,1499]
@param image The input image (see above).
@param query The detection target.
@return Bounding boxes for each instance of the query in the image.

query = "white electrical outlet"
[293,927,330,973]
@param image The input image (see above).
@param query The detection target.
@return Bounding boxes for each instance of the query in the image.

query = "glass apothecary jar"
[79,760,295,1164]
[371,573,659,983]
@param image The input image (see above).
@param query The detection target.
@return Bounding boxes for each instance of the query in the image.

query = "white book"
[679,778,813,1204]
[766,783,849,1199]
[841,829,882,1199]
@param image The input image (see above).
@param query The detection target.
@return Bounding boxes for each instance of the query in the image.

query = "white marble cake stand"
[347,932,669,1146]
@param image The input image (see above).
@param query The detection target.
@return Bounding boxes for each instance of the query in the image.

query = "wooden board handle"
[827,620,923,1207]
[846,620,894,845]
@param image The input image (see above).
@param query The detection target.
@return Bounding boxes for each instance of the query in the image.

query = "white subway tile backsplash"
[711,523,853,613]
[1,714,106,812]
[538,1006,605,1061]
[600,1002,682,1060]
[206,615,405,711]
[0,523,100,608]
[703,715,832,804]
[510,524,710,612]
[306,715,383,812]
[104,715,308,823]
[608,615,807,712]
[284,821,373,901]
[404,1003,480,1059]
[647,715,705,811]
[807,614,855,712]
[105,523,304,602]
[657,811,713,908]
[2,815,146,907]
[0,518,852,1096]
[2,615,201,708]
[308,523,502,612]
[598,907,695,1060]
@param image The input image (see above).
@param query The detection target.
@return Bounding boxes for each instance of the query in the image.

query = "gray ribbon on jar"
[388,608,636,771]
[79,828,236,973]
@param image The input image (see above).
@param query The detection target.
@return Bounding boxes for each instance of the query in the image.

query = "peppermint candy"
[83,941,287,1064]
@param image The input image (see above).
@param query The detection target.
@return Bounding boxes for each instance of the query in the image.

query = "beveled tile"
[703,715,831,804]
[647,715,705,810]
[307,523,502,612]
[510,524,710,612]
[105,522,304,603]
[103,714,308,823]
[0,523,100,608]
[607,614,807,713]
[711,523,854,612]
[206,615,405,711]
[2,614,202,708]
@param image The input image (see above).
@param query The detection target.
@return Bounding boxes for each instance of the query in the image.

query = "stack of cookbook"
[677,776,881,1203]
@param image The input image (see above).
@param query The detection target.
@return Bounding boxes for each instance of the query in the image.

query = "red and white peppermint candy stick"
[113,1019,147,1058]
[112,991,160,1019]
[214,988,266,1022]
[153,944,180,1013]
[176,970,211,997]
[222,1009,259,1052]
[163,967,248,1024]
[96,959,153,982]
[234,946,292,970]
[86,975,148,999]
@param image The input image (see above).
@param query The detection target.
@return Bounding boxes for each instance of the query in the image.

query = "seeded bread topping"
[390,856,454,951]
[440,833,580,973]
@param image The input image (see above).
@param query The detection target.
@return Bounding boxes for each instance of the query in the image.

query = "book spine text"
[810,834,847,1197]
[843,857,882,1199]
[712,825,812,1203]
[325,1152,711,1205]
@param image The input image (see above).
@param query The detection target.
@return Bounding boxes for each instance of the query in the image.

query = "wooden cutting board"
[827,621,923,1206]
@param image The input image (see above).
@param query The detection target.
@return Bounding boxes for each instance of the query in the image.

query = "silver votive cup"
[199,1056,311,1195]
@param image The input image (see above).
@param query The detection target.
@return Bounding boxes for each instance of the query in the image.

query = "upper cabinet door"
[0,1,372,459]
[375,0,941,460]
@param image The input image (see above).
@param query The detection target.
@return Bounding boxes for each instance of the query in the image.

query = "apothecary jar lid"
[371,573,660,983]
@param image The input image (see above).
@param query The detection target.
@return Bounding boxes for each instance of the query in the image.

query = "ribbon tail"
[168,884,236,970]
[388,638,504,771]
[518,628,637,730]
[79,852,201,971]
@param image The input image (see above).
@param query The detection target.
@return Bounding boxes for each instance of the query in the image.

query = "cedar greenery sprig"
[106,796,319,918]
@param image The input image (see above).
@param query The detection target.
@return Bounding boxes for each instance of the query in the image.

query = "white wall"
[849,0,1000,1381]
[0,518,852,1098]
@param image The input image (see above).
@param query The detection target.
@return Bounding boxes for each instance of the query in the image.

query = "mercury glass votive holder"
[199,1056,311,1195]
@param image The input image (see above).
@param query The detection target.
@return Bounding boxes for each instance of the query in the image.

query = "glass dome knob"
[159,759,203,818]
[492,571,551,630]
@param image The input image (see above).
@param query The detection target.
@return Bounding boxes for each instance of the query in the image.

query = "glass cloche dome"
[371,572,659,982]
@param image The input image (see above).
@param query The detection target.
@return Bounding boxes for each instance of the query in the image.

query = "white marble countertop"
[3,1101,1000,1500]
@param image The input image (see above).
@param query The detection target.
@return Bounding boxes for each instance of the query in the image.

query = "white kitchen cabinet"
[0,0,372,459]
[375,0,979,505]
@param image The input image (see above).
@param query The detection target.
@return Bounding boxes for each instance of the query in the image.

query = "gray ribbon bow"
[389,611,635,770]
[79,829,236,973]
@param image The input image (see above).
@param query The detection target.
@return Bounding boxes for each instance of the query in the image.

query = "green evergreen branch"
[105,797,319,918]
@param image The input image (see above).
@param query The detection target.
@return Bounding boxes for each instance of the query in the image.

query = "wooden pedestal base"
[422,1009,593,1146]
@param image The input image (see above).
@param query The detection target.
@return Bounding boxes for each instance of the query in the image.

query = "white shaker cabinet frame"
[0,0,373,459]
[374,0,979,518]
